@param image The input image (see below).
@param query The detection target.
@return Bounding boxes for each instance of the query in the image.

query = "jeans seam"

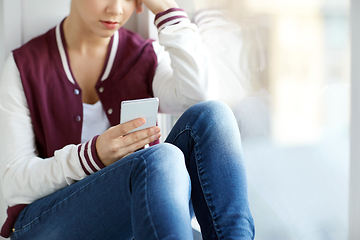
[169,126,221,239]
[139,154,160,240]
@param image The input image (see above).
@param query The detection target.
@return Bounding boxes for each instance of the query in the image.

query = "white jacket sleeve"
[0,54,98,207]
[152,9,218,114]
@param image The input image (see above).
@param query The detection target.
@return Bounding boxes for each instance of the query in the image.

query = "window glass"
[179,0,350,238]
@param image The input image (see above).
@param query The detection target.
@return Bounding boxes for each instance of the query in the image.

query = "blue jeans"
[11,101,255,240]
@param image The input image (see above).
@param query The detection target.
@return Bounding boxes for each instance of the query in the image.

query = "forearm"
[152,9,219,114]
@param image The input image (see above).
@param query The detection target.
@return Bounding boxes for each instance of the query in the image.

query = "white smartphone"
[120,97,159,133]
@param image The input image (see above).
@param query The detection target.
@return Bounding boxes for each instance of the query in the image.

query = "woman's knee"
[189,100,234,120]
[143,144,191,196]
[144,143,189,179]
[149,142,184,160]
[187,100,238,131]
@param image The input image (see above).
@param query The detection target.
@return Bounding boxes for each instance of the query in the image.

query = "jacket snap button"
[74,115,81,122]
[99,87,104,93]
[107,108,113,115]
[74,89,80,95]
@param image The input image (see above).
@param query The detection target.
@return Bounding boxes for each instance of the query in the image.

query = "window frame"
[349,0,360,239]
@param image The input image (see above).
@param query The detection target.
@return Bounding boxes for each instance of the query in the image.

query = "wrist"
[78,135,106,176]
[152,1,179,15]
[154,8,188,31]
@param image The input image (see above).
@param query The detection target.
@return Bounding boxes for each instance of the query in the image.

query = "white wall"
[0,0,7,235]
[0,1,4,71]
[21,0,71,44]
[1,0,21,67]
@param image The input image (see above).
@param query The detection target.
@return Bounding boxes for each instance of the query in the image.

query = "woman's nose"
[106,0,124,15]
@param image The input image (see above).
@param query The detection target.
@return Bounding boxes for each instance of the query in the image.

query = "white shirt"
[82,102,111,143]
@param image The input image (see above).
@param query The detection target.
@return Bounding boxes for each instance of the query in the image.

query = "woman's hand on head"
[136,0,179,15]
[95,118,161,166]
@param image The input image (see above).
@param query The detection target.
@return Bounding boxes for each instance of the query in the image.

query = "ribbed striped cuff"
[154,8,190,32]
[78,135,106,175]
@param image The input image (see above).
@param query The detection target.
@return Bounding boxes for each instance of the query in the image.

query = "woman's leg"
[165,100,255,240]
[11,143,193,240]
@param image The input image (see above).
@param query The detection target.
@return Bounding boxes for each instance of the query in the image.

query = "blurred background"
[173,0,350,239]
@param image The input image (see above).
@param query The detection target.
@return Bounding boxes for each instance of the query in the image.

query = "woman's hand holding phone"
[95,118,161,166]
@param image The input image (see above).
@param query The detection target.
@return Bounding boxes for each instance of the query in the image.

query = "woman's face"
[71,0,136,38]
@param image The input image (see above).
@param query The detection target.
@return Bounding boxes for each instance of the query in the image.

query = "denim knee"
[188,100,238,131]
[189,100,233,120]
[143,143,190,184]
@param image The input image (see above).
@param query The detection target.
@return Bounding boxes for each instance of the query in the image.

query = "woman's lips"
[101,21,119,29]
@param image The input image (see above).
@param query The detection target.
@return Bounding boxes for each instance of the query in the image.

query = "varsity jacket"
[0,8,218,237]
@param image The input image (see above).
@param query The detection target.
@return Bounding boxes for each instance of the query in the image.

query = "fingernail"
[138,118,145,125]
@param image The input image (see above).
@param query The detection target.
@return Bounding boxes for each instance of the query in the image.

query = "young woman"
[0,0,255,239]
